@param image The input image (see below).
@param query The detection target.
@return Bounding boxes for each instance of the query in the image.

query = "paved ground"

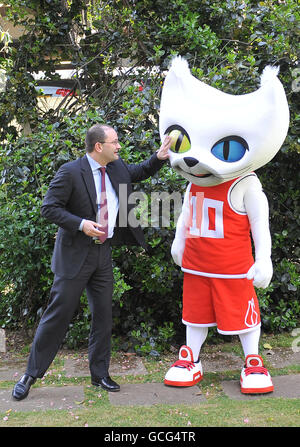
[0,345,299,411]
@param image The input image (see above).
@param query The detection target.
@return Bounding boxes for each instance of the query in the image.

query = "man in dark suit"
[12,124,171,400]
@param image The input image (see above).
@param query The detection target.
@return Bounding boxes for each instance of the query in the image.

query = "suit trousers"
[26,240,113,379]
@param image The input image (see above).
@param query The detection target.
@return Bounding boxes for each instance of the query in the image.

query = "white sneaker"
[240,354,274,394]
[164,345,203,387]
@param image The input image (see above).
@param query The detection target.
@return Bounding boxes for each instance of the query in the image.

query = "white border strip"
[182,267,248,279]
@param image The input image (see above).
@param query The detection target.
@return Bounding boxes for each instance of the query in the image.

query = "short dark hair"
[85,124,114,153]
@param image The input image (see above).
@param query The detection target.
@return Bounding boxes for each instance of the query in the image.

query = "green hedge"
[1,0,299,353]
[256,149,300,333]
[0,109,299,354]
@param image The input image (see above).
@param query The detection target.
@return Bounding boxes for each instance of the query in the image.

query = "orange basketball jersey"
[182,178,254,277]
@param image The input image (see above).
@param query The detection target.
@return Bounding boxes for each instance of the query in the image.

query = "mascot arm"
[171,184,190,266]
[243,180,273,288]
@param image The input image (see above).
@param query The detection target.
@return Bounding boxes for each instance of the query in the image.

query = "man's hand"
[82,220,105,238]
[156,135,172,160]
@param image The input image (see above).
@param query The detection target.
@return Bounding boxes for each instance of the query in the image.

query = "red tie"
[98,167,108,243]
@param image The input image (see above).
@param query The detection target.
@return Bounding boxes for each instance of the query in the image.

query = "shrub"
[257,149,300,332]
[1,103,299,354]
[1,0,299,353]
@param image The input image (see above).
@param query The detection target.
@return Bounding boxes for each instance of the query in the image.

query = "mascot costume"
[159,57,289,394]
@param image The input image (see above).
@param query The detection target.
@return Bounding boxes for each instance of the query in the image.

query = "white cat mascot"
[159,56,289,394]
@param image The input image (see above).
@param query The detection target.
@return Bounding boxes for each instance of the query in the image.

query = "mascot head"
[159,56,289,186]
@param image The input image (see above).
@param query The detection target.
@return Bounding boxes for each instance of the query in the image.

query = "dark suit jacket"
[41,152,165,279]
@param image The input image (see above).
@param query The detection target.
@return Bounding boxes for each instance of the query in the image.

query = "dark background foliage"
[0,0,299,354]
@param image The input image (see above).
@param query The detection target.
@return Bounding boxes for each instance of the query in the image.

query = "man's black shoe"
[91,376,120,392]
[12,374,36,401]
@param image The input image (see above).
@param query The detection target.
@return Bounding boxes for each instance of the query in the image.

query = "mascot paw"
[246,258,273,289]
[164,345,203,387]
[171,239,184,266]
[240,354,273,394]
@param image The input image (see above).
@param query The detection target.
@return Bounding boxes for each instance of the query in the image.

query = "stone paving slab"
[0,385,85,412]
[109,375,300,406]
[63,355,147,378]
[1,348,298,383]
[1,346,299,412]
[109,382,206,406]
[0,330,5,353]
[201,352,242,372]
[221,374,300,400]
[262,349,300,369]
[0,375,299,412]
[110,356,148,376]
[0,354,147,382]
[0,362,26,382]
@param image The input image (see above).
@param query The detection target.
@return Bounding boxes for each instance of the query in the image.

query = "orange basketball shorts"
[182,273,261,334]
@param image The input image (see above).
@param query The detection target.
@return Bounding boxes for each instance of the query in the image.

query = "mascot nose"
[184,157,198,167]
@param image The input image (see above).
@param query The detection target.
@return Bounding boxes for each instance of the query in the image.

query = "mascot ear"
[260,65,280,86]
[253,65,290,166]
[160,56,192,106]
[259,66,289,112]
[169,56,191,78]
[159,57,191,141]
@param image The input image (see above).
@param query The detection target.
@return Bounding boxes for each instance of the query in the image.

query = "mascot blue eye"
[211,136,248,162]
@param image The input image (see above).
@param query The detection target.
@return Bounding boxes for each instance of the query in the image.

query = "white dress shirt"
[79,154,119,239]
